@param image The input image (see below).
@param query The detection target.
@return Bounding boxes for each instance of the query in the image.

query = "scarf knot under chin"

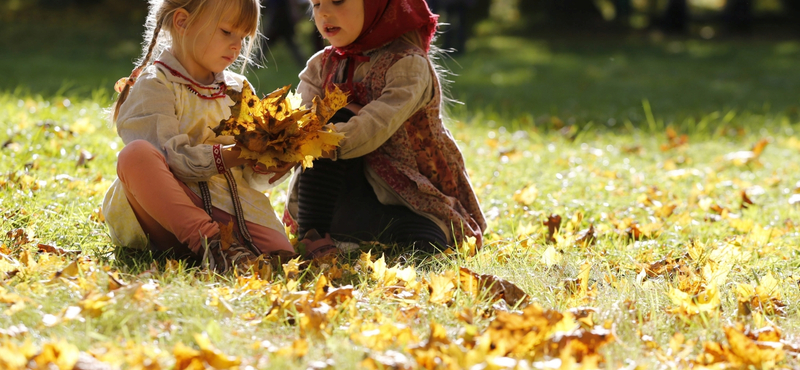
[325,0,438,95]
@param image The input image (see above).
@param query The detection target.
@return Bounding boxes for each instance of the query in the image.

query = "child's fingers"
[266,161,294,173]
[268,167,292,184]
[252,161,296,180]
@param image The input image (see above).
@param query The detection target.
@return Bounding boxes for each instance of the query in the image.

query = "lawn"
[1,18,800,369]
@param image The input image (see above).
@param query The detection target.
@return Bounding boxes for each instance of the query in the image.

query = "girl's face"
[175,7,246,84]
[310,0,364,48]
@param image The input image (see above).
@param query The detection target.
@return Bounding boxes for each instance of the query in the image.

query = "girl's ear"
[173,8,190,35]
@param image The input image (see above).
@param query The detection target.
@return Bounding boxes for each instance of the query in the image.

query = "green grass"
[2,23,800,368]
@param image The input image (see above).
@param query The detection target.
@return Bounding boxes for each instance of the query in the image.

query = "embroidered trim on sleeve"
[212,144,226,174]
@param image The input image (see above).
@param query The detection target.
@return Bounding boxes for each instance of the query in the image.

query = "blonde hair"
[113,0,261,121]
[399,29,457,113]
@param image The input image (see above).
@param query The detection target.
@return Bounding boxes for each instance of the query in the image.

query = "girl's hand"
[222,146,255,168]
[346,103,363,115]
[253,161,296,184]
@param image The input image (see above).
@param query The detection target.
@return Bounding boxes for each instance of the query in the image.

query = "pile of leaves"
[212,81,348,168]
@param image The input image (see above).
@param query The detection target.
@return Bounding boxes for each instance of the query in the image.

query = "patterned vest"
[322,43,487,245]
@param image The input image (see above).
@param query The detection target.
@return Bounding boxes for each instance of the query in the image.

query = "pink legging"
[116,140,294,257]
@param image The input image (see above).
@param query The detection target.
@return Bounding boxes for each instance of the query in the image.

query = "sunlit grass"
[2,34,800,368]
[2,85,800,368]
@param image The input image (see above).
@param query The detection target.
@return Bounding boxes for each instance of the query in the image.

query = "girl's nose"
[316,2,330,17]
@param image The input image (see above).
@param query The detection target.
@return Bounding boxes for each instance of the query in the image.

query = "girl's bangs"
[220,0,260,36]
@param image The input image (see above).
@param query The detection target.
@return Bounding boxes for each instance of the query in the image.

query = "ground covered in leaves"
[4,29,800,369]
[1,87,800,369]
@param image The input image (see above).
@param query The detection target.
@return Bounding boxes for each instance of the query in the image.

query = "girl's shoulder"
[125,63,172,99]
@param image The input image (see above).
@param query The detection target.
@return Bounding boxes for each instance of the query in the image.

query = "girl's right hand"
[253,161,296,184]
[222,146,256,169]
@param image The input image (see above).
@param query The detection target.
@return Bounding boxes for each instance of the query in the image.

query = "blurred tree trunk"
[614,0,631,25]
[782,0,800,31]
[724,0,753,34]
[660,0,688,33]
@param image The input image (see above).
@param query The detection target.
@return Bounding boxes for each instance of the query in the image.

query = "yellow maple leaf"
[723,325,784,368]
[428,271,456,304]
[668,284,721,316]
[31,341,80,370]
[212,81,347,169]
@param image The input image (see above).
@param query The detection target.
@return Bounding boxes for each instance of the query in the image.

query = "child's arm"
[116,70,241,182]
[296,51,326,109]
[332,55,433,159]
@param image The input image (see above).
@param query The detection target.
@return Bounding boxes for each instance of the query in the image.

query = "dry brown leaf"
[574,224,596,247]
[741,190,755,209]
[661,127,689,151]
[37,243,80,256]
[458,267,529,308]
[543,214,562,244]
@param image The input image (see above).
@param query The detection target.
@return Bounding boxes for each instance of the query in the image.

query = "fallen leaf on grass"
[0,287,29,316]
[49,259,81,283]
[543,214,562,243]
[427,271,456,305]
[37,243,80,256]
[736,272,786,316]
[574,224,596,247]
[351,324,419,352]
[5,228,33,246]
[513,184,538,206]
[667,284,721,317]
[76,150,94,167]
[741,190,755,209]
[361,350,411,370]
[660,126,688,151]
[541,246,562,267]
[458,267,529,308]
[724,138,769,167]
[174,333,241,370]
[484,303,614,361]
[695,325,785,369]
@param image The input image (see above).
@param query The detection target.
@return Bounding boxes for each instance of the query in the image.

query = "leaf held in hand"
[212,81,347,169]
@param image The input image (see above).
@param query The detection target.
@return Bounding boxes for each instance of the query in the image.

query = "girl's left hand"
[346,103,363,115]
[253,161,296,184]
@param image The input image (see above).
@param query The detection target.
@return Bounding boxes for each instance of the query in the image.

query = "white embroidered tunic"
[103,50,286,249]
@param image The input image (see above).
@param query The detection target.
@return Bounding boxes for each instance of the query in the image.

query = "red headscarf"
[327,0,439,93]
[334,0,439,57]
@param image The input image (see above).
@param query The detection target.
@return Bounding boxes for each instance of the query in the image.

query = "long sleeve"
[336,55,432,159]
[296,51,434,160]
[296,50,326,109]
[116,68,222,182]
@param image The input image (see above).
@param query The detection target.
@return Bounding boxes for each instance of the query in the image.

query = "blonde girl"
[283,0,486,254]
[103,0,297,272]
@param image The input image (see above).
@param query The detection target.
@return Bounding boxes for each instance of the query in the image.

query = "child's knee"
[117,140,164,175]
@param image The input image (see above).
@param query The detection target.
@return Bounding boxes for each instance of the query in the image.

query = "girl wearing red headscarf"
[283,0,486,257]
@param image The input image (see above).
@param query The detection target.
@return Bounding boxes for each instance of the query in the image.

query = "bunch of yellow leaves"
[212,81,347,168]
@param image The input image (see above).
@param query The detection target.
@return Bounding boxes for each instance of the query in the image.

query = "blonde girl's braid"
[113,18,164,122]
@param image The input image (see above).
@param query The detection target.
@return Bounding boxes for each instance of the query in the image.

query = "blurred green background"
[2,0,800,126]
